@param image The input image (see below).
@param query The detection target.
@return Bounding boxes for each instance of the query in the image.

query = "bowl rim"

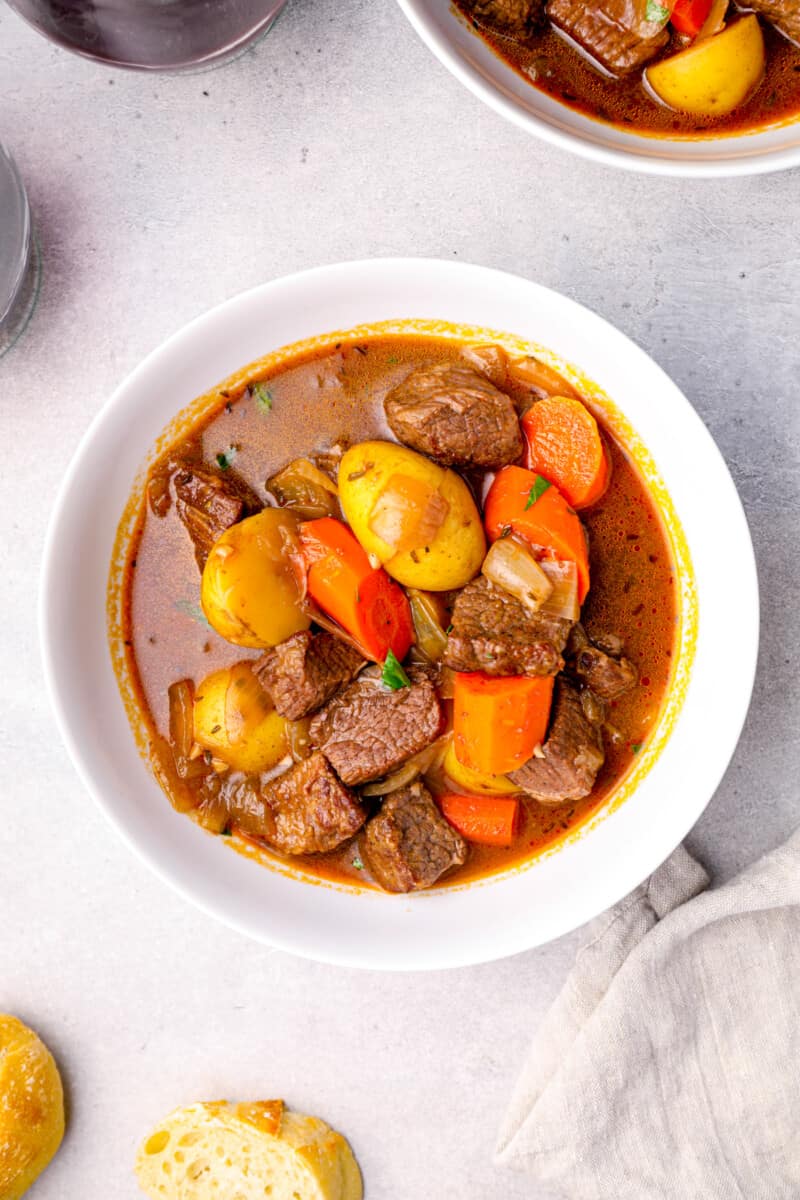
[394,0,800,178]
[39,257,759,969]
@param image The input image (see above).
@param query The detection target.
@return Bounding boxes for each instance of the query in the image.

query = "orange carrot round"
[438,793,520,847]
[453,671,554,776]
[522,397,610,510]
[483,465,590,602]
[301,517,414,662]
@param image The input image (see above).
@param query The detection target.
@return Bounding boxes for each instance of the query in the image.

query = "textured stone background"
[1,0,798,1195]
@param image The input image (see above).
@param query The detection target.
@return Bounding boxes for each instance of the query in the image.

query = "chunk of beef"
[254,632,365,721]
[461,0,545,37]
[509,679,604,803]
[547,0,669,75]
[361,782,468,893]
[566,623,638,701]
[224,752,366,855]
[572,644,638,701]
[168,457,262,570]
[309,670,443,785]
[384,362,523,469]
[444,577,571,677]
[736,0,800,45]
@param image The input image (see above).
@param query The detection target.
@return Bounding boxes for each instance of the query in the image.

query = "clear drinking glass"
[0,144,39,359]
[6,0,289,71]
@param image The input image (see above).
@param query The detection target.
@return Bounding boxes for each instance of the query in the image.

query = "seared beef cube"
[225,752,366,855]
[384,362,523,469]
[309,670,443,785]
[566,623,638,701]
[572,644,637,701]
[736,0,800,45]
[169,458,262,570]
[509,679,604,803]
[361,782,468,893]
[547,0,669,75]
[254,632,365,721]
[444,577,570,677]
[462,0,544,36]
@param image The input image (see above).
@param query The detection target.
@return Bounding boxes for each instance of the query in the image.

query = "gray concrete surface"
[1,1,798,1195]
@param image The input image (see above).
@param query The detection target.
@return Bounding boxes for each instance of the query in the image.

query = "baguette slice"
[135,1100,362,1200]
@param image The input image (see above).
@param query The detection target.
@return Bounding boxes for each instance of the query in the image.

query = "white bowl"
[396,0,800,176]
[40,259,758,969]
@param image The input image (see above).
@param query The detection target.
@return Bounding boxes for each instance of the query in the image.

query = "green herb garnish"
[352,856,364,870]
[645,0,670,20]
[220,827,232,838]
[381,650,411,690]
[215,445,238,471]
[174,598,212,629]
[253,381,274,413]
[525,475,551,510]
[631,742,643,755]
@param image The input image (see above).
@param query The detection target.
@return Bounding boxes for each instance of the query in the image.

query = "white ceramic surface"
[395,0,800,176]
[39,258,758,970]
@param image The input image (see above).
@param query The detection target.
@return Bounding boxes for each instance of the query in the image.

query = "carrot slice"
[438,793,520,847]
[521,397,610,510]
[483,465,590,602]
[453,671,554,776]
[300,517,414,662]
[670,0,714,36]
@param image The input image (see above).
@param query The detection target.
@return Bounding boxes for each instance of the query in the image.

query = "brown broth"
[122,335,678,891]
[453,5,800,137]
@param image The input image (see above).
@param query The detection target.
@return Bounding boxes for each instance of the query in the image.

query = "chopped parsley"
[352,856,364,870]
[525,475,551,510]
[215,445,238,471]
[645,0,670,19]
[381,650,411,690]
[253,381,274,413]
[220,827,232,838]
[631,742,643,755]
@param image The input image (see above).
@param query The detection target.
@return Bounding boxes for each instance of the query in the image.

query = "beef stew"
[116,333,678,893]
[455,0,800,135]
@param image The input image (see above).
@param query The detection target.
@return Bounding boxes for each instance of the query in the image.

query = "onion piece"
[507,356,580,400]
[539,559,580,622]
[461,343,508,387]
[168,679,195,760]
[697,0,727,38]
[408,588,449,662]
[368,473,449,553]
[287,717,313,761]
[360,736,449,797]
[267,457,339,520]
[482,537,553,612]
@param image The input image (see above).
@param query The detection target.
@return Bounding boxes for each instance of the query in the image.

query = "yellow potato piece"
[646,16,765,117]
[338,441,485,591]
[201,508,311,648]
[194,663,288,773]
[443,741,520,796]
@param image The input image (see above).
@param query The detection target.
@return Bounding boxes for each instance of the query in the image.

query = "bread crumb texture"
[0,1014,65,1200]
[135,1099,363,1200]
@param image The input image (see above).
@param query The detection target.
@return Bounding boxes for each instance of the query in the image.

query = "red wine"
[7,0,288,70]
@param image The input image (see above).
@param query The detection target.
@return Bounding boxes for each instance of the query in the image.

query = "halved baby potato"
[646,15,765,117]
[193,662,289,774]
[201,508,311,648]
[338,441,485,591]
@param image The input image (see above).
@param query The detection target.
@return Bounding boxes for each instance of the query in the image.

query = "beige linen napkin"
[496,833,800,1199]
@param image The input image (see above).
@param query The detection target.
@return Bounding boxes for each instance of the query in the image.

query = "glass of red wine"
[6,0,289,71]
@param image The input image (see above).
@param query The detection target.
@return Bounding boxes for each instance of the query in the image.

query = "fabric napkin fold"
[496,832,800,1199]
